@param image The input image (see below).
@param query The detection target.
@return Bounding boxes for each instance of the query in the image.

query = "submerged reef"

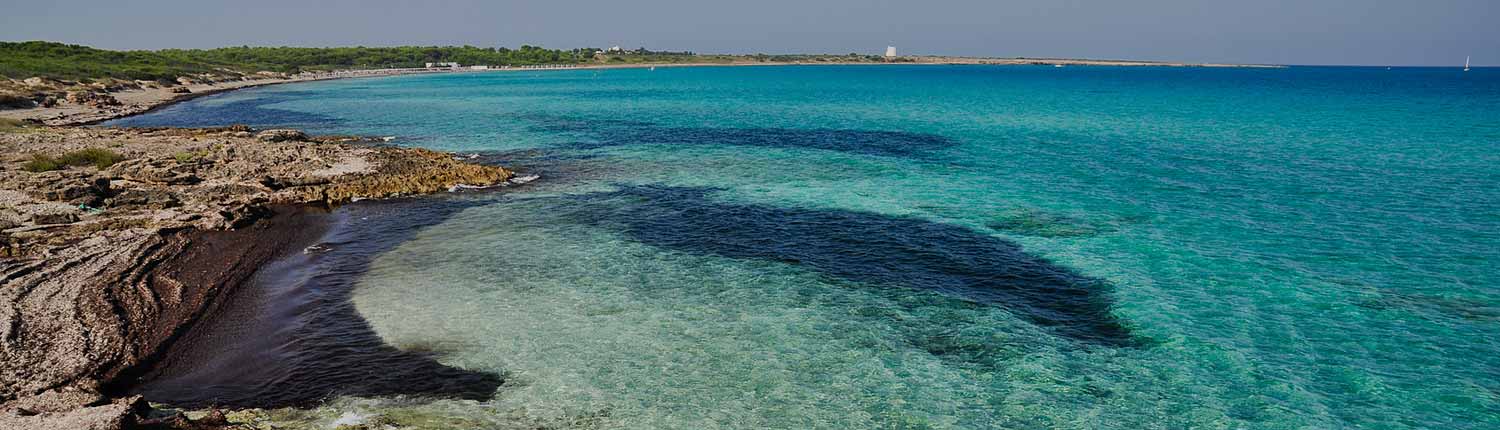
[567,185,1135,345]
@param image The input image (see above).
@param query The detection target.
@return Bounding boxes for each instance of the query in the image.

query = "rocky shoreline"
[0,124,514,429]
[1,74,308,127]
[0,67,463,127]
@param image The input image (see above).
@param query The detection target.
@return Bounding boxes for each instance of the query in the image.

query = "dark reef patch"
[516,113,957,158]
[587,126,957,158]
[566,185,1135,346]
[105,90,339,129]
[133,196,502,408]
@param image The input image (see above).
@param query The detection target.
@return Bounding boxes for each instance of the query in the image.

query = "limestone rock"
[0,126,513,422]
[255,129,309,142]
[104,188,180,210]
[21,202,81,225]
[0,395,147,430]
[64,91,121,107]
[22,77,54,88]
[108,159,202,186]
[0,211,22,230]
[21,173,112,206]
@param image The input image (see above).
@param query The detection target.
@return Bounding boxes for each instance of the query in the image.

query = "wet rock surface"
[0,126,511,429]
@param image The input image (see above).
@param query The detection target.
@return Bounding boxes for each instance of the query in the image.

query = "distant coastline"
[2,55,1280,127]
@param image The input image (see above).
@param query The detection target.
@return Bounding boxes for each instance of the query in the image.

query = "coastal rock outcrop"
[253,128,308,142]
[0,92,35,109]
[64,91,121,107]
[0,125,512,429]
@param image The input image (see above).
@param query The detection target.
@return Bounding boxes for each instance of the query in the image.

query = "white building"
[425,62,461,68]
[885,46,897,58]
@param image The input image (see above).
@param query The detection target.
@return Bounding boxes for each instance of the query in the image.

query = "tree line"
[0,41,590,81]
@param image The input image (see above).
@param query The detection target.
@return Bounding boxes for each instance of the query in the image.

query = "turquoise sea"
[111,65,1498,429]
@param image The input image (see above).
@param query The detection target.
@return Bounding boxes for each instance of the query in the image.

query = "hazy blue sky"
[1,0,1495,66]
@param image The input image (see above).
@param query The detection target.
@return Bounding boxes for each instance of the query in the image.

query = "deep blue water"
[112,65,1499,429]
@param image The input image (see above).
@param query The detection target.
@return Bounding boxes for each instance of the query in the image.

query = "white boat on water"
[1464,56,1471,72]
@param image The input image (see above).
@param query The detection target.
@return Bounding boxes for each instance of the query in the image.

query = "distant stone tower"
[884,46,897,60]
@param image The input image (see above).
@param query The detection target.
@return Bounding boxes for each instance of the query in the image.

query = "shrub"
[21,148,124,172]
[57,148,124,169]
[0,117,28,132]
[173,150,209,163]
[21,153,60,172]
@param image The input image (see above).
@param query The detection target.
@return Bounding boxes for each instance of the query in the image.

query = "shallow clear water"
[113,65,1500,428]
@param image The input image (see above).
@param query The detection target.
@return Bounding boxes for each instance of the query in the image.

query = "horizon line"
[1,39,1486,69]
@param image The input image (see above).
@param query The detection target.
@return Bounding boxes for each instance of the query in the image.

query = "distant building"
[885,46,897,58]
[425,62,461,68]
[609,46,623,52]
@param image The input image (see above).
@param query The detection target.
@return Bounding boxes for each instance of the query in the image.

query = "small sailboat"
[1464,56,1471,72]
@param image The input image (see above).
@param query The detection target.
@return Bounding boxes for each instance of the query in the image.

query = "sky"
[1,0,1495,66]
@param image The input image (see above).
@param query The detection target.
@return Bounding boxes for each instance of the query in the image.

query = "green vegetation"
[0,41,591,80]
[2,41,903,81]
[22,148,124,172]
[21,154,61,172]
[0,117,28,133]
[173,149,211,163]
[591,50,895,65]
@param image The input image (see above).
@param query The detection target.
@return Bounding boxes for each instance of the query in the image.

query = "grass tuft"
[21,148,124,172]
[0,117,28,133]
[21,153,60,172]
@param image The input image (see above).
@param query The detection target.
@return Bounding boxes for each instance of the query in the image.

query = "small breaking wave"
[446,174,540,192]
